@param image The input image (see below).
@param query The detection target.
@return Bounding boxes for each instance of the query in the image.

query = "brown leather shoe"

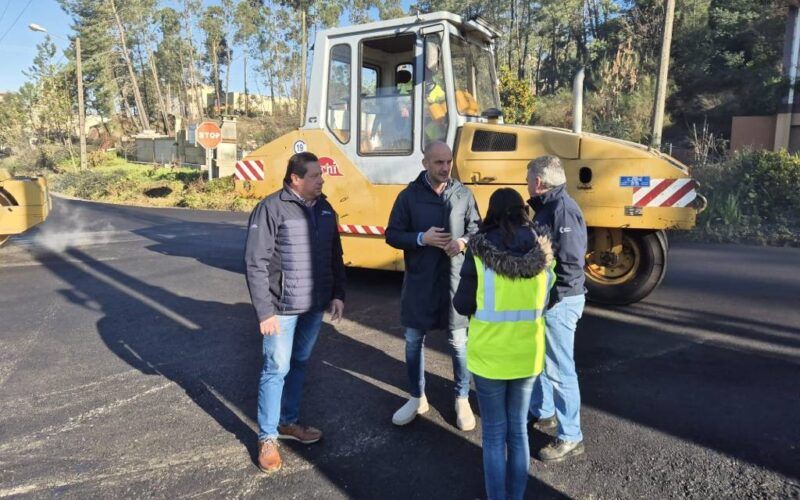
[257,439,282,473]
[277,423,322,444]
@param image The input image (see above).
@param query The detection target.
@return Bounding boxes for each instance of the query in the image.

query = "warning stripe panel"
[235,160,264,181]
[338,224,386,236]
[659,180,696,207]
[633,179,696,208]
[633,178,675,207]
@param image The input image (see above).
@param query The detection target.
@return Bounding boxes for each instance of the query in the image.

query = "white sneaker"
[455,397,476,431]
[392,395,429,426]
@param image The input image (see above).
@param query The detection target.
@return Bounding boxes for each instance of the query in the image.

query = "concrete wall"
[135,136,183,165]
[134,127,237,174]
[176,130,205,166]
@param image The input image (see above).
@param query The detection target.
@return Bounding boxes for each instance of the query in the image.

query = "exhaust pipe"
[572,68,585,134]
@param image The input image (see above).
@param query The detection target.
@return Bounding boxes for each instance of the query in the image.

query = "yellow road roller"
[234,12,706,304]
[0,168,51,247]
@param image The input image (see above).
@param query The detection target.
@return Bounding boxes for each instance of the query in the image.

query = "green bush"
[586,76,660,145]
[692,150,800,246]
[51,169,127,199]
[532,80,659,145]
[532,89,574,130]
[498,67,536,125]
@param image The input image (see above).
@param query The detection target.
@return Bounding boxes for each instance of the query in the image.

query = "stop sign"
[196,121,222,149]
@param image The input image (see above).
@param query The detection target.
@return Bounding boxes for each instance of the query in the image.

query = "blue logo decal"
[620,176,650,187]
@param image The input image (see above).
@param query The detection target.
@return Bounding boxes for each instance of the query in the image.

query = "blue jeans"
[405,328,470,398]
[473,374,536,500]
[530,294,585,442]
[257,311,324,441]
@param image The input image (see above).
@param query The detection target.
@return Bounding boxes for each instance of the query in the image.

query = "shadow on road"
[29,200,800,489]
[33,246,567,498]
[342,271,800,481]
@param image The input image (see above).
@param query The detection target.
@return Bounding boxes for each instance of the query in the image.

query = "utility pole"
[244,55,249,116]
[775,4,800,151]
[651,0,675,150]
[75,37,87,170]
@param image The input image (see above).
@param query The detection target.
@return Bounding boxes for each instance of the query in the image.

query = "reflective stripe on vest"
[474,267,545,322]
[467,255,554,379]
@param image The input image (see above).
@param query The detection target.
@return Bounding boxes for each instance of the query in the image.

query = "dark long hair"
[479,188,531,245]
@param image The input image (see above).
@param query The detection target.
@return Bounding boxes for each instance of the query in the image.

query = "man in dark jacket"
[385,141,481,431]
[526,155,588,463]
[245,152,346,473]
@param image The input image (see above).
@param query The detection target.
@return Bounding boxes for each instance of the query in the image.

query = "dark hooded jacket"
[453,225,554,317]
[386,171,481,330]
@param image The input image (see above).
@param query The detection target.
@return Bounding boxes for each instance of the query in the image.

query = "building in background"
[211,92,297,116]
[731,1,800,153]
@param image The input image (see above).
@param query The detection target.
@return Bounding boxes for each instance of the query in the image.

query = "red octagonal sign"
[197,121,222,149]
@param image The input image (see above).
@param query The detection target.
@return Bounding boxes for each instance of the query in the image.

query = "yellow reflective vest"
[467,255,556,380]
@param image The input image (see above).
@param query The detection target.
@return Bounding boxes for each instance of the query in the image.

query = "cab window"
[326,44,351,143]
[422,33,448,148]
[358,34,415,155]
[449,35,500,117]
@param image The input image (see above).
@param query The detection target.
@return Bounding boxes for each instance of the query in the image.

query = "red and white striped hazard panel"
[633,178,696,208]
[235,160,265,181]
[338,224,386,236]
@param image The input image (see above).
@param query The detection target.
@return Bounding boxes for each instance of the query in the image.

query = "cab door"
[350,32,422,185]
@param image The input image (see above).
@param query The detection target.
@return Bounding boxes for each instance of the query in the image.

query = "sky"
[0,0,415,94]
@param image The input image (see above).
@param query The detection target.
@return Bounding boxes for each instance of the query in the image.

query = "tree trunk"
[212,46,221,117]
[534,41,543,95]
[147,48,172,135]
[176,48,191,121]
[225,44,232,115]
[519,0,532,80]
[263,52,276,113]
[109,0,150,131]
[183,1,205,120]
[136,43,152,126]
[508,0,515,69]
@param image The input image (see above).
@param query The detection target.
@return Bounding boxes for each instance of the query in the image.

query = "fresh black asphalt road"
[1,197,798,498]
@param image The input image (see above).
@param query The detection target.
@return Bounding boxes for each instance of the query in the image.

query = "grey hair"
[527,155,566,189]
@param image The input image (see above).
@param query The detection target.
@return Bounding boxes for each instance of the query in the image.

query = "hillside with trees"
[0,0,787,164]
[1,0,795,245]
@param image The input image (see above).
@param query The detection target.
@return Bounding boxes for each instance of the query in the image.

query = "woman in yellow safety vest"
[453,188,555,500]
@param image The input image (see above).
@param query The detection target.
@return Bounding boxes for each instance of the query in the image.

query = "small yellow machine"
[0,168,51,247]
[234,12,706,304]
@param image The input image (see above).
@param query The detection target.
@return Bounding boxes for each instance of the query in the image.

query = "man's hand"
[444,238,466,257]
[422,227,451,248]
[259,316,280,336]
[329,299,345,322]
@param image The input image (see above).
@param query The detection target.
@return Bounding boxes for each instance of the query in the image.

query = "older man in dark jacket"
[245,152,346,474]
[526,155,588,463]
[386,141,481,431]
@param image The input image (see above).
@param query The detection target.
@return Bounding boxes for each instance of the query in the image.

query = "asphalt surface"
[0,197,798,499]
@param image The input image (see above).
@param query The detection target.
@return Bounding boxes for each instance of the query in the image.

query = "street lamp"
[28,23,87,171]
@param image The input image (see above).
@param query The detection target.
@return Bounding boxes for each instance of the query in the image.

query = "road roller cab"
[0,168,51,247]
[235,11,706,304]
